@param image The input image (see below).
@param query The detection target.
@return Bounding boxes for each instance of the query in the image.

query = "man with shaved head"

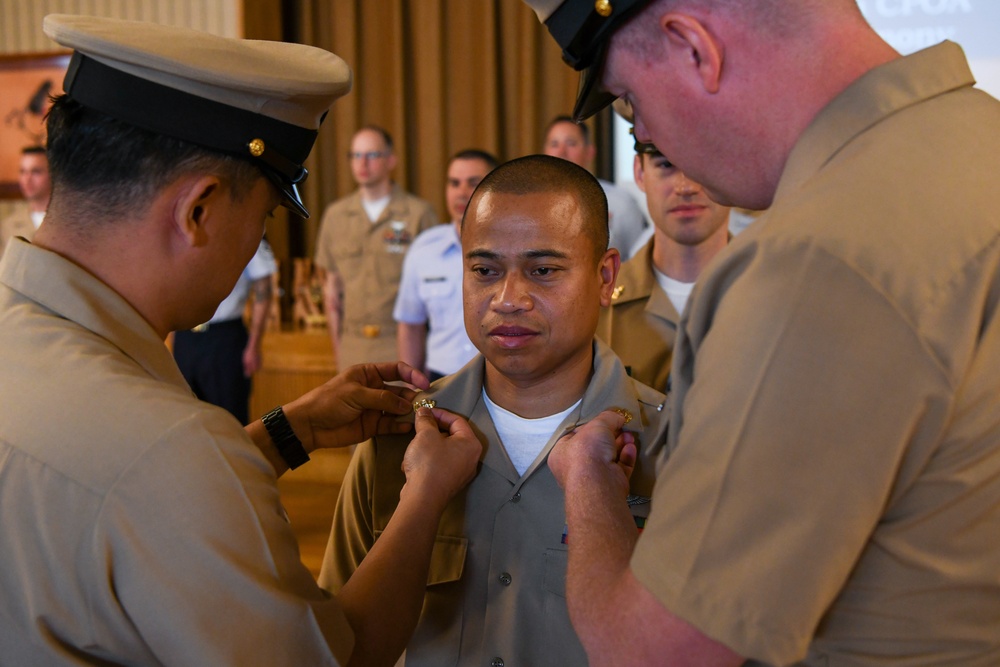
[524,0,1000,665]
[321,154,669,666]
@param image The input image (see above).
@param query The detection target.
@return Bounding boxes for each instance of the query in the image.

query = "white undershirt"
[30,211,45,229]
[654,267,696,315]
[362,195,390,223]
[483,389,581,476]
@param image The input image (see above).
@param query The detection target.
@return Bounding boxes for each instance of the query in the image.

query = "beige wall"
[0,0,241,219]
[0,0,240,51]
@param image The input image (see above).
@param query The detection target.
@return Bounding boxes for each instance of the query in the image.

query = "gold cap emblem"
[595,0,613,17]
[612,285,625,300]
[248,138,265,157]
[413,398,437,411]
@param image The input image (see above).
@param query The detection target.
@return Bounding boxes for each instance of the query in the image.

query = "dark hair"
[545,115,591,145]
[465,154,609,260]
[21,145,46,156]
[450,149,499,170]
[355,124,394,152]
[45,94,261,223]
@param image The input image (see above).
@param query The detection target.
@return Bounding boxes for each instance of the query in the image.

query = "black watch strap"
[261,406,310,470]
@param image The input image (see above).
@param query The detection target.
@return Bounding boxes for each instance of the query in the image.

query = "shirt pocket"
[426,534,467,586]
[402,534,468,666]
[372,530,466,586]
[543,546,568,598]
[332,242,363,277]
[417,278,459,327]
[542,547,589,660]
[376,236,409,285]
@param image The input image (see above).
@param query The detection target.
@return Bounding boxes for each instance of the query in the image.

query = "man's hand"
[282,361,431,453]
[549,409,637,496]
[242,343,262,378]
[400,407,482,514]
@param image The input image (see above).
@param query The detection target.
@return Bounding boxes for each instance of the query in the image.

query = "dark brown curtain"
[246,0,589,265]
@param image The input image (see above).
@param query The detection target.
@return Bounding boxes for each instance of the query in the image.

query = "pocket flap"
[374,530,468,586]
[427,534,468,586]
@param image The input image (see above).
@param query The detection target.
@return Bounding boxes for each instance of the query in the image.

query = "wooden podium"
[249,329,336,419]
[250,328,353,483]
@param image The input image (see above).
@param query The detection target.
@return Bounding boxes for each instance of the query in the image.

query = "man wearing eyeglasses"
[597,103,729,392]
[315,126,437,366]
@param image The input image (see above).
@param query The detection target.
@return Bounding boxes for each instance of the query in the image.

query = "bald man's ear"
[660,12,723,94]
[599,247,622,307]
[173,175,221,248]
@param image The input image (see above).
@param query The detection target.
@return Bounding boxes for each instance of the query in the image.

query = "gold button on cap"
[248,138,265,156]
[595,0,613,17]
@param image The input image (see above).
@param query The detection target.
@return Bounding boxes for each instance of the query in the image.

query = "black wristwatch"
[261,406,310,470]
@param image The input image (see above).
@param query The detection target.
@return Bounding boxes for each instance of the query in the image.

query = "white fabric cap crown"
[42,14,353,217]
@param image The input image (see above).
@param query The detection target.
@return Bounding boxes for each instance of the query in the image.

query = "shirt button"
[510,492,521,503]
[491,658,504,667]
[499,572,512,586]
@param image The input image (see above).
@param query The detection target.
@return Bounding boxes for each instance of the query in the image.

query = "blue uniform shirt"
[393,223,476,374]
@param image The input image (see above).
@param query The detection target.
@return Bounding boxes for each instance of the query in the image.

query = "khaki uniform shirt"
[597,238,679,392]
[320,340,669,666]
[0,205,37,255]
[632,42,1000,665]
[314,184,437,365]
[0,239,353,666]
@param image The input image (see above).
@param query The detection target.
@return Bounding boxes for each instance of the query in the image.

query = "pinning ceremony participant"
[528,0,1000,664]
[0,15,480,667]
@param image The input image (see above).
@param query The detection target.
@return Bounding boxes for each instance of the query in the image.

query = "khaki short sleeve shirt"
[320,341,669,666]
[597,238,680,392]
[0,240,354,665]
[631,42,1000,665]
[315,184,437,364]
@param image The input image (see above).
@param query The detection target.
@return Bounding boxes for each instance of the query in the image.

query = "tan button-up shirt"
[320,340,669,666]
[597,238,680,392]
[633,42,1000,665]
[315,184,437,365]
[0,239,353,665]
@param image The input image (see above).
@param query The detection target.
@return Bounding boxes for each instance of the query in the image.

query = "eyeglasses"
[348,151,388,161]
